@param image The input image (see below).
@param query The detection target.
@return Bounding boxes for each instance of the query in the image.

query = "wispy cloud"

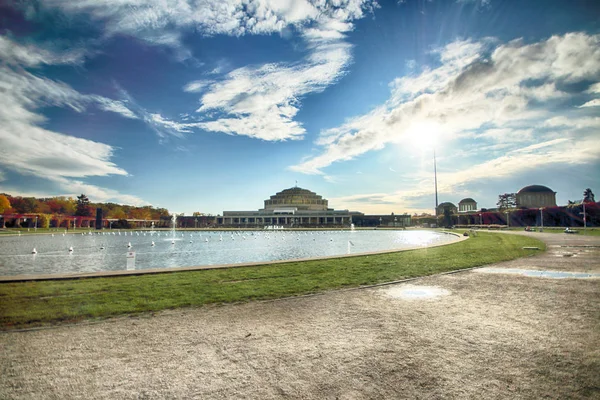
[0,38,144,203]
[0,36,88,67]
[30,1,377,141]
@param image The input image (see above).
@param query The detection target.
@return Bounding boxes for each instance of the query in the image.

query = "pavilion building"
[216,186,363,227]
[516,185,557,208]
[458,198,478,213]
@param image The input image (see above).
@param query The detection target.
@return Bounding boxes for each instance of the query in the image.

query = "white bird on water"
[127,242,132,248]
[68,246,73,252]
[32,248,37,254]
[151,241,155,247]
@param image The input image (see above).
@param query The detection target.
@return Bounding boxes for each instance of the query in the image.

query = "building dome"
[435,202,458,216]
[458,198,477,212]
[516,185,557,208]
[517,185,555,194]
[264,187,329,211]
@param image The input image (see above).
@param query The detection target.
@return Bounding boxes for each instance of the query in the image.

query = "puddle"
[476,268,600,279]
[384,285,450,300]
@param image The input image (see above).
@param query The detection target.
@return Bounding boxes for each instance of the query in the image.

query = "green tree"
[497,193,517,210]
[583,188,595,203]
[75,194,92,216]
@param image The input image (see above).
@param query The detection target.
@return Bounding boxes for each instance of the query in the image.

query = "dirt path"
[1,232,599,399]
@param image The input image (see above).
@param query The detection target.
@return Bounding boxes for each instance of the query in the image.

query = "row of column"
[219,216,348,225]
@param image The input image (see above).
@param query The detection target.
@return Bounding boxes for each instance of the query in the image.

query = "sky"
[0,0,599,216]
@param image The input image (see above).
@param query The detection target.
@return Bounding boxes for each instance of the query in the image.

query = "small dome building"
[516,185,557,208]
[436,202,458,216]
[458,198,478,213]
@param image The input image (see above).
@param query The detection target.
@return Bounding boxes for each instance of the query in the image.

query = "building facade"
[458,198,478,213]
[516,185,557,208]
[436,202,458,216]
[216,186,363,227]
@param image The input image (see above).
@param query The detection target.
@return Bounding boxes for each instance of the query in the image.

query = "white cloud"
[184,3,375,141]
[183,80,214,93]
[587,82,600,94]
[290,32,600,174]
[93,97,139,119]
[193,39,353,140]
[0,36,88,67]
[37,0,376,141]
[42,0,374,45]
[579,99,600,108]
[0,42,143,204]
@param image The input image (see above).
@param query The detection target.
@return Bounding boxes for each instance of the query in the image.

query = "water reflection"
[0,230,458,276]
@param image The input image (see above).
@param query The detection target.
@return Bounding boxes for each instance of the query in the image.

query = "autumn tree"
[0,194,10,213]
[109,207,127,220]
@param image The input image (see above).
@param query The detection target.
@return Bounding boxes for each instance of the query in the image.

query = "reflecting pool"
[0,230,458,276]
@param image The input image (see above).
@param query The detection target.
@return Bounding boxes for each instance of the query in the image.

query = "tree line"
[0,193,170,222]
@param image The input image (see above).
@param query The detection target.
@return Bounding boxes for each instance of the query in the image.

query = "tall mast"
[434,149,439,209]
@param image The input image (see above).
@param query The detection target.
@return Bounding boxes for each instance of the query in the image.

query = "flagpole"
[434,149,438,210]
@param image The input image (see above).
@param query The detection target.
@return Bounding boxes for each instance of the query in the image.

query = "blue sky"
[0,0,599,215]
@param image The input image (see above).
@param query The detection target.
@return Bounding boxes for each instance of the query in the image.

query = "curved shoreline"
[0,231,466,282]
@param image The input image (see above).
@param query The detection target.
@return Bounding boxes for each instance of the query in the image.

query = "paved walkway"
[1,232,599,399]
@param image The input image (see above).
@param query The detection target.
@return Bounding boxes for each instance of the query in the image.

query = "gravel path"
[1,232,599,399]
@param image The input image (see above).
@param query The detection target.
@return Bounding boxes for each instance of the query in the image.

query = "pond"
[0,229,459,277]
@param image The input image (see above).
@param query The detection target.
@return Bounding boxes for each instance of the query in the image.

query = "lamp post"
[379,217,383,227]
[479,213,482,226]
[505,211,509,228]
[394,217,397,228]
[539,208,544,232]
[583,201,587,233]
[195,218,198,229]
[35,216,38,232]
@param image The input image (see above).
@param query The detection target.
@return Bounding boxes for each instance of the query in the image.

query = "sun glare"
[405,121,442,152]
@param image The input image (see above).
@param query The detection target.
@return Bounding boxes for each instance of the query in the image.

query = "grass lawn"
[0,232,544,330]
[503,227,600,236]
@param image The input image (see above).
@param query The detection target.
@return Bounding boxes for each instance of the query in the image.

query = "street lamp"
[394,217,397,228]
[479,213,482,226]
[379,217,383,227]
[505,211,509,228]
[583,201,587,233]
[539,208,544,232]
[35,216,38,232]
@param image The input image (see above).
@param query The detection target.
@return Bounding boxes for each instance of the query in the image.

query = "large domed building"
[516,185,557,208]
[217,186,364,227]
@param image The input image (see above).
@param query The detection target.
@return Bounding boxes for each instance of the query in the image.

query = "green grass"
[503,227,600,236]
[0,232,544,330]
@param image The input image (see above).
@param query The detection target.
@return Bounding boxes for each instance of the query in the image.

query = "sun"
[405,121,443,151]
